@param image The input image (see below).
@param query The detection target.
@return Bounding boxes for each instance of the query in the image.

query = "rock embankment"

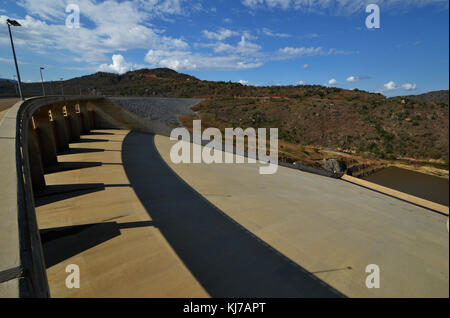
[110,97,203,129]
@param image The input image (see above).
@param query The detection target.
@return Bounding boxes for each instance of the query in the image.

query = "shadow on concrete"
[35,183,106,207]
[35,183,132,207]
[121,131,346,298]
[40,221,155,268]
[44,161,103,174]
[312,267,353,275]
[59,147,105,155]
[73,138,110,143]
[84,131,116,136]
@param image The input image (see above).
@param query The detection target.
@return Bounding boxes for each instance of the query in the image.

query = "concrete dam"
[0,96,448,298]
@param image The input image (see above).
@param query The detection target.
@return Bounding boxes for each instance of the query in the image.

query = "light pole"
[7,19,24,100]
[60,78,64,96]
[39,67,46,96]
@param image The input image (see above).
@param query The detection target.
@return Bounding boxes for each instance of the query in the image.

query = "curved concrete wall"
[0,96,153,297]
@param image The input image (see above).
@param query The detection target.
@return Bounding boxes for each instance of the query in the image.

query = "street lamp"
[60,78,64,96]
[7,19,24,100]
[39,67,46,96]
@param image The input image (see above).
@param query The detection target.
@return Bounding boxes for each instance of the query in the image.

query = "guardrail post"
[28,119,46,192]
[50,103,70,152]
[33,106,58,167]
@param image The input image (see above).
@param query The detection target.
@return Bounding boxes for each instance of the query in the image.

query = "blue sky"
[0,0,448,96]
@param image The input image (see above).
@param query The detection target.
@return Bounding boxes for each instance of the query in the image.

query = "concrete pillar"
[50,103,70,152]
[88,110,96,129]
[79,102,90,133]
[33,107,58,167]
[28,120,46,192]
[64,115,73,142]
[66,103,81,142]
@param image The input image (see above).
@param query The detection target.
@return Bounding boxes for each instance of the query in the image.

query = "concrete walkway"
[0,98,19,122]
[36,130,208,297]
[36,130,449,298]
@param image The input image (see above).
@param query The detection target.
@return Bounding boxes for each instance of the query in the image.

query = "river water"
[362,166,449,207]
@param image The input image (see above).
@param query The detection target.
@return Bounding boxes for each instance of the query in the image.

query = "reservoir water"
[362,166,449,207]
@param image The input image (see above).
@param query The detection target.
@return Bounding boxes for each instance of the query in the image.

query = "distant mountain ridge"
[399,90,449,105]
[0,78,16,83]
[0,68,447,101]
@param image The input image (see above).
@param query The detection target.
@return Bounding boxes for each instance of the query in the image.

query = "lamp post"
[60,78,64,96]
[7,19,24,100]
[39,67,46,96]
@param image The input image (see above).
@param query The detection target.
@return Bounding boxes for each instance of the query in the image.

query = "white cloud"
[401,83,417,91]
[328,78,337,85]
[1,0,359,74]
[203,35,262,55]
[0,57,12,64]
[297,80,305,85]
[278,46,324,57]
[347,75,370,82]
[381,81,417,92]
[238,80,249,85]
[18,0,194,21]
[194,37,347,70]
[202,28,239,41]
[0,56,27,65]
[242,31,258,41]
[2,1,271,72]
[98,54,135,74]
[243,0,291,10]
[241,0,449,15]
[384,81,398,91]
[236,35,262,54]
[3,0,192,64]
[144,49,263,71]
[262,28,291,38]
[304,33,319,38]
[277,46,353,59]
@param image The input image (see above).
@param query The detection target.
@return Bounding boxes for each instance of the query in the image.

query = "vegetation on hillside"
[1,68,448,170]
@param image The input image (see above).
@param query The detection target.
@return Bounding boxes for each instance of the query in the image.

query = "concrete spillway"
[1,96,448,298]
[37,130,448,298]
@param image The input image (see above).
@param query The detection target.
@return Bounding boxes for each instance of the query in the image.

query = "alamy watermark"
[170,120,279,175]
[66,4,80,29]
[65,264,80,289]
[365,264,380,289]
[366,4,380,29]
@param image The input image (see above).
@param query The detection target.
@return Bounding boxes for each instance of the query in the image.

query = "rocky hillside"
[0,68,448,167]
[400,90,449,105]
[187,91,448,165]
